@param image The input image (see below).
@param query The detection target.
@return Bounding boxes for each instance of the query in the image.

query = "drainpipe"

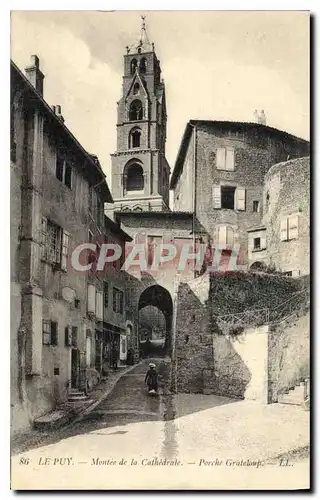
[190,123,197,276]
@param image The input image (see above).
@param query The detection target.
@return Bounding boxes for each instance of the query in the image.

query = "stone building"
[248,156,310,276]
[170,120,310,267]
[10,56,133,433]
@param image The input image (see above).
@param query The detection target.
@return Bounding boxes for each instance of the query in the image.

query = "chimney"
[258,109,267,126]
[25,55,44,96]
[52,104,65,123]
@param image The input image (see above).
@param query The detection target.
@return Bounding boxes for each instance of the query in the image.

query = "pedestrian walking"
[145,363,158,394]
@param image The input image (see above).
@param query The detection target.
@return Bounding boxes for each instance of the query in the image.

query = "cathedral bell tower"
[111,17,170,212]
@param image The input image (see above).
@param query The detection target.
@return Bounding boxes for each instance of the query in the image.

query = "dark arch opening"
[129,99,143,121]
[250,261,267,272]
[139,57,147,74]
[133,83,140,95]
[126,164,144,191]
[130,59,137,75]
[138,285,173,357]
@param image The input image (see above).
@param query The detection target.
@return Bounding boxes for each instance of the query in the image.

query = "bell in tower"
[110,16,170,213]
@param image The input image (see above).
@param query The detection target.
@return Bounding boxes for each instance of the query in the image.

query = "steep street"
[11,358,309,490]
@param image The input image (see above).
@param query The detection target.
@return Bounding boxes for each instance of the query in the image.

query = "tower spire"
[139,15,150,46]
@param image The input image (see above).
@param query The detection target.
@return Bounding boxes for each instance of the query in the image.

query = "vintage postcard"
[10,10,310,490]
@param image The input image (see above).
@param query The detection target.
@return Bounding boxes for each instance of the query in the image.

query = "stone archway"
[138,284,173,357]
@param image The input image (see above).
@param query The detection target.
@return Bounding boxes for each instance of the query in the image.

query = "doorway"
[71,348,80,389]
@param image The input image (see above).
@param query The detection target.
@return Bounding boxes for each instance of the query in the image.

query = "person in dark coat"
[111,343,118,370]
[145,363,158,392]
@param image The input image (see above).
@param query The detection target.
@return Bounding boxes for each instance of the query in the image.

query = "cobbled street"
[11,358,309,489]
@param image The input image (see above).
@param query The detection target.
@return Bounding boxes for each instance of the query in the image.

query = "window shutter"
[226,226,234,245]
[96,291,103,321]
[217,226,227,244]
[216,148,225,170]
[87,284,96,314]
[61,230,70,271]
[86,337,91,367]
[41,217,47,259]
[51,321,58,346]
[65,326,72,346]
[288,214,299,240]
[113,288,117,312]
[119,291,124,314]
[261,232,267,250]
[42,320,51,345]
[226,148,235,171]
[213,185,221,209]
[72,326,78,347]
[280,217,288,241]
[235,187,246,211]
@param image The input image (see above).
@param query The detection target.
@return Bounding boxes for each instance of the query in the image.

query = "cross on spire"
[139,15,150,47]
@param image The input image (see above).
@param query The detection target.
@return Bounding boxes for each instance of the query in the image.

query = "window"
[72,326,78,347]
[113,288,124,314]
[130,59,137,75]
[280,214,299,241]
[133,83,140,95]
[129,100,143,121]
[283,271,293,277]
[253,237,261,250]
[221,186,236,209]
[104,282,109,308]
[126,164,144,191]
[42,320,58,345]
[213,185,246,211]
[253,201,260,213]
[216,147,235,171]
[61,231,70,271]
[41,218,70,268]
[217,226,234,245]
[129,129,141,149]
[139,58,147,74]
[56,152,72,188]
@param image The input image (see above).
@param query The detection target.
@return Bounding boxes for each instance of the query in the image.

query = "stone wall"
[173,271,308,398]
[268,309,310,402]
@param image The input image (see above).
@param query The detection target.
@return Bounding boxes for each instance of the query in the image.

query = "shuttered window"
[216,147,235,171]
[43,320,58,345]
[280,215,299,241]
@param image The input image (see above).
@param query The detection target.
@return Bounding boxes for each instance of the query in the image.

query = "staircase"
[277,378,310,408]
[68,390,89,402]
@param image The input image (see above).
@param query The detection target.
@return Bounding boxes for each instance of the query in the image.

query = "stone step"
[34,410,70,430]
[68,394,89,402]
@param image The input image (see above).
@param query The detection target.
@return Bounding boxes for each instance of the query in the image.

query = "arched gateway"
[138,285,173,357]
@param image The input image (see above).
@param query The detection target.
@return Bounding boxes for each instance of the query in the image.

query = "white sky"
[11,11,310,186]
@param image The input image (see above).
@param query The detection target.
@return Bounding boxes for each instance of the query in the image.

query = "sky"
[11,11,310,187]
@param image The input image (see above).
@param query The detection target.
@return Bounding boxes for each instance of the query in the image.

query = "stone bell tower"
[110,17,170,212]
